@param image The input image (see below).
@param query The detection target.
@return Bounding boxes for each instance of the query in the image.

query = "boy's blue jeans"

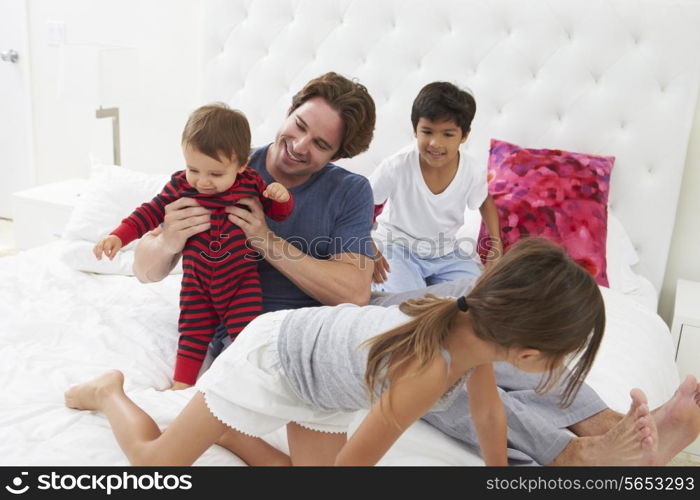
[371,245,482,294]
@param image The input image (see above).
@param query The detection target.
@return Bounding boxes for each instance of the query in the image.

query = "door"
[0,0,34,218]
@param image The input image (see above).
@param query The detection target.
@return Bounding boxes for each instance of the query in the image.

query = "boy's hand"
[485,237,503,269]
[372,240,391,284]
[262,182,291,203]
[93,235,123,261]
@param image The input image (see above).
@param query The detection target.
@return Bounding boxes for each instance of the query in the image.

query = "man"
[134,72,376,310]
[133,72,377,464]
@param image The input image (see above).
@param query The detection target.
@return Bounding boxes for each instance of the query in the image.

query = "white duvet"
[0,241,679,466]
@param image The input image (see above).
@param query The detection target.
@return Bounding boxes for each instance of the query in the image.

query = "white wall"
[659,95,700,325]
[27,0,201,182]
[22,0,700,324]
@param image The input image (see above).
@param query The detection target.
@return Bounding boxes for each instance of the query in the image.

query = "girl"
[64,238,605,466]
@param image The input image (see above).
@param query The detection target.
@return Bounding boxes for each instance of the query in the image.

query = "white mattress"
[0,240,678,465]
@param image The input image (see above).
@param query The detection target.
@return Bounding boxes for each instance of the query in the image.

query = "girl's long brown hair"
[364,237,605,415]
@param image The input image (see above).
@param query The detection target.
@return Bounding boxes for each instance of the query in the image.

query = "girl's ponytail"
[363,294,461,420]
[364,237,606,418]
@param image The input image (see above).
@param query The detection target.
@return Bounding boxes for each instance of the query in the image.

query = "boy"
[94,103,294,388]
[370,81,502,293]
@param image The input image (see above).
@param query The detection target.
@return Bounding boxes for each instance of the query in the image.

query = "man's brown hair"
[181,103,251,164]
[289,72,376,159]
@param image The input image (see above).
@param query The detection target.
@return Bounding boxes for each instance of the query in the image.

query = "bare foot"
[653,375,700,465]
[554,388,658,465]
[169,381,193,391]
[64,370,125,411]
[596,388,658,465]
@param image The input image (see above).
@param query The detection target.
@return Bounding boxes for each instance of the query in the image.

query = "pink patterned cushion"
[478,139,614,286]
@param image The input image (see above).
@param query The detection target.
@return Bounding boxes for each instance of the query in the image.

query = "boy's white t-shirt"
[369,144,487,258]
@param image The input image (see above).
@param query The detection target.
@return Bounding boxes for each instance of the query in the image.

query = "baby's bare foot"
[64,370,125,411]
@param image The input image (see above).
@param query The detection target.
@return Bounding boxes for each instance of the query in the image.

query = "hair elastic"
[456,296,469,312]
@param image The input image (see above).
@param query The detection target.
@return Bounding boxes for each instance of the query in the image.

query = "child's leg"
[286,422,347,466]
[65,370,227,465]
[176,284,219,386]
[373,245,427,293]
[218,274,263,342]
[425,248,482,286]
[217,429,292,466]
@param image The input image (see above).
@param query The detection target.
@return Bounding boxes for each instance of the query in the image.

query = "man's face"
[268,96,344,186]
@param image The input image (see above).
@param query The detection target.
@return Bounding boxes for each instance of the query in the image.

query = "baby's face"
[183,144,245,195]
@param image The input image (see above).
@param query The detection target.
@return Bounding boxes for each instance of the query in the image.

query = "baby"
[94,103,293,389]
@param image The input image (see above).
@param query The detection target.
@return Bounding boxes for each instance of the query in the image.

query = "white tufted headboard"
[201,0,700,292]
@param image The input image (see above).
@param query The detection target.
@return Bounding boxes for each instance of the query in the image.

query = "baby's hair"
[411,81,476,137]
[181,102,251,166]
[364,237,605,422]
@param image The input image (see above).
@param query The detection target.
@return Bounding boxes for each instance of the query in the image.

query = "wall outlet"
[47,21,65,46]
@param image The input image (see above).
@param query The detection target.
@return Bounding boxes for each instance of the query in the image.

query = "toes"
[635,403,650,418]
[641,435,655,449]
[637,416,651,432]
[630,388,648,409]
[64,388,80,409]
[679,375,697,396]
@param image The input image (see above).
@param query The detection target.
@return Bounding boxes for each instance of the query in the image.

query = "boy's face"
[414,117,468,170]
[183,143,246,195]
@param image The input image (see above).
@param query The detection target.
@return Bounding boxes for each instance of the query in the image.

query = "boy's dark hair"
[181,103,251,165]
[411,82,476,137]
[289,72,376,160]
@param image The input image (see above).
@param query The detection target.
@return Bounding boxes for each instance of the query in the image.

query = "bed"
[2,0,699,466]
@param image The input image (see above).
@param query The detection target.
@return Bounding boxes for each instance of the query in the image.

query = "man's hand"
[262,182,291,203]
[160,197,211,254]
[93,235,123,260]
[225,197,272,249]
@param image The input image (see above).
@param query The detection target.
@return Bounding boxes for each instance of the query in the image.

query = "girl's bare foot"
[64,370,125,411]
[653,375,700,464]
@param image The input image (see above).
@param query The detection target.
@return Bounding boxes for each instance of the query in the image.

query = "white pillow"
[58,239,183,276]
[61,164,181,275]
[63,164,171,245]
[605,212,640,292]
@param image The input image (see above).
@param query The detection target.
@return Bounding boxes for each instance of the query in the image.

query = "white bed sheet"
[0,240,678,466]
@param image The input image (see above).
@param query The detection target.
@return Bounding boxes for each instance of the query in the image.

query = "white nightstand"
[10,179,88,250]
[670,279,700,457]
